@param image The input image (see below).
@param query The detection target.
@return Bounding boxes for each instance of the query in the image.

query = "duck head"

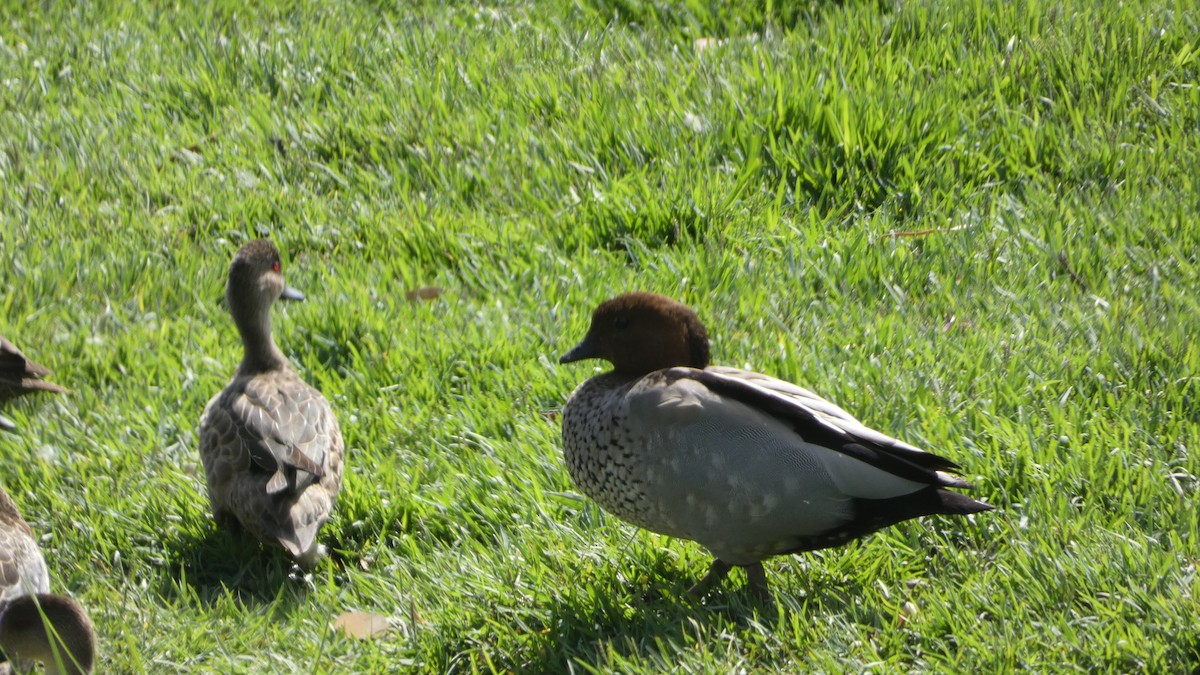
[227,239,305,312]
[0,339,68,432]
[0,593,95,674]
[226,239,305,373]
[560,292,711,376]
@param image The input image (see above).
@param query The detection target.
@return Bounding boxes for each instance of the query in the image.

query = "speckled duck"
[199,239,344,569]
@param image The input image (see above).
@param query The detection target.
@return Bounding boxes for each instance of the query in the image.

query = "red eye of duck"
[272,261,281,272]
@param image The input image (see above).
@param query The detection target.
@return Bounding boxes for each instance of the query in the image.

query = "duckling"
[0,486,94,674]
[0,339,67,433]
[199,239,344,569]
[559,292,993,598]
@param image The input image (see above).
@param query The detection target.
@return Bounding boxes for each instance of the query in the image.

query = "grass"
[1,0,1198,671]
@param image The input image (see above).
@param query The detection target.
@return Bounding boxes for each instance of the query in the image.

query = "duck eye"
[272,261,281,272]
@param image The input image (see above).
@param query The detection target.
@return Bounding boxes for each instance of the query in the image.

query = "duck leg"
[743,563,771,601]
[687,559,733,596]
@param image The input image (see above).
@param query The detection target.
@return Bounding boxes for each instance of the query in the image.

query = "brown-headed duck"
[560,292,993,597]
[0,339,67,433]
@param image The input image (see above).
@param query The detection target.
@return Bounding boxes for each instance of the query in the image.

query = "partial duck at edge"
[0,339,67,433]
[0,485,94,674]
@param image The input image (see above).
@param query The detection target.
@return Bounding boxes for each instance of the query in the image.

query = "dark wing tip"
[937,489,996,515]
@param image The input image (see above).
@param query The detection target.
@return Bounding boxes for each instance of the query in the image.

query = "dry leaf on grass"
[332,611,390,639]
[405,286,443,302]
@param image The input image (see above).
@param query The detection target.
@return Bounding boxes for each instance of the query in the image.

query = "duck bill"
[280,285,306,302]
[559,334,598,364]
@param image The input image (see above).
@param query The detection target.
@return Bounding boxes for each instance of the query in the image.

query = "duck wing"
[678,366,970,488]
[617,367,989,561]
[205,374,333,496]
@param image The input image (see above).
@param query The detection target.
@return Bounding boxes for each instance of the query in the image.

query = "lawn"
[1,0,1198,671]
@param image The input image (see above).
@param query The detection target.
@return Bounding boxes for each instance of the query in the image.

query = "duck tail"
[276,489,331,569]
[277,524,323,571]
[847,486,994,540]
[933,488,995,515]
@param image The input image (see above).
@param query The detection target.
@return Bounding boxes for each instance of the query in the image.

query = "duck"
[559,292,994,598]
[0,485,95,674]
[0,339,67,433]
[198,239,345,569]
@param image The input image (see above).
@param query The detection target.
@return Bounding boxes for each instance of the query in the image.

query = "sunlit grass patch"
[1,0,1197,671]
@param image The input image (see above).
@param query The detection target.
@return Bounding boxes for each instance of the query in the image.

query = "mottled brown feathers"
[0,485,93,673]
[199,239,343,569]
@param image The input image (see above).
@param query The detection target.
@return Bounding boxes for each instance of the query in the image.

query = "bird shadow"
[508,548,936,672]
[156,524,313,610]
[497,560,787,671]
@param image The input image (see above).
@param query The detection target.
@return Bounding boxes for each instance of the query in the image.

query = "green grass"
[1,0,1198,671]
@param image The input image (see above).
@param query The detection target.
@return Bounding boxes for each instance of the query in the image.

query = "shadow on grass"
[1183,641,1200,673]
[157,523,313,608]
[497,551,924,672]
[489,557,789,671]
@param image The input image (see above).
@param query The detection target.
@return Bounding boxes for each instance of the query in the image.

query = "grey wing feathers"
[199,369,343,566]
[693,366,970,485]
[229,377,331,495]
[706,366,925,451]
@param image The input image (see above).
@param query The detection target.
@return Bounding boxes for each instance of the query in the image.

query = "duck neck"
[231,303,288,374]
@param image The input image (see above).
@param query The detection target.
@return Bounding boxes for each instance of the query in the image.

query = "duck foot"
[687,560,771,601]
[687,559,733,597]
[744,563,771,602]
